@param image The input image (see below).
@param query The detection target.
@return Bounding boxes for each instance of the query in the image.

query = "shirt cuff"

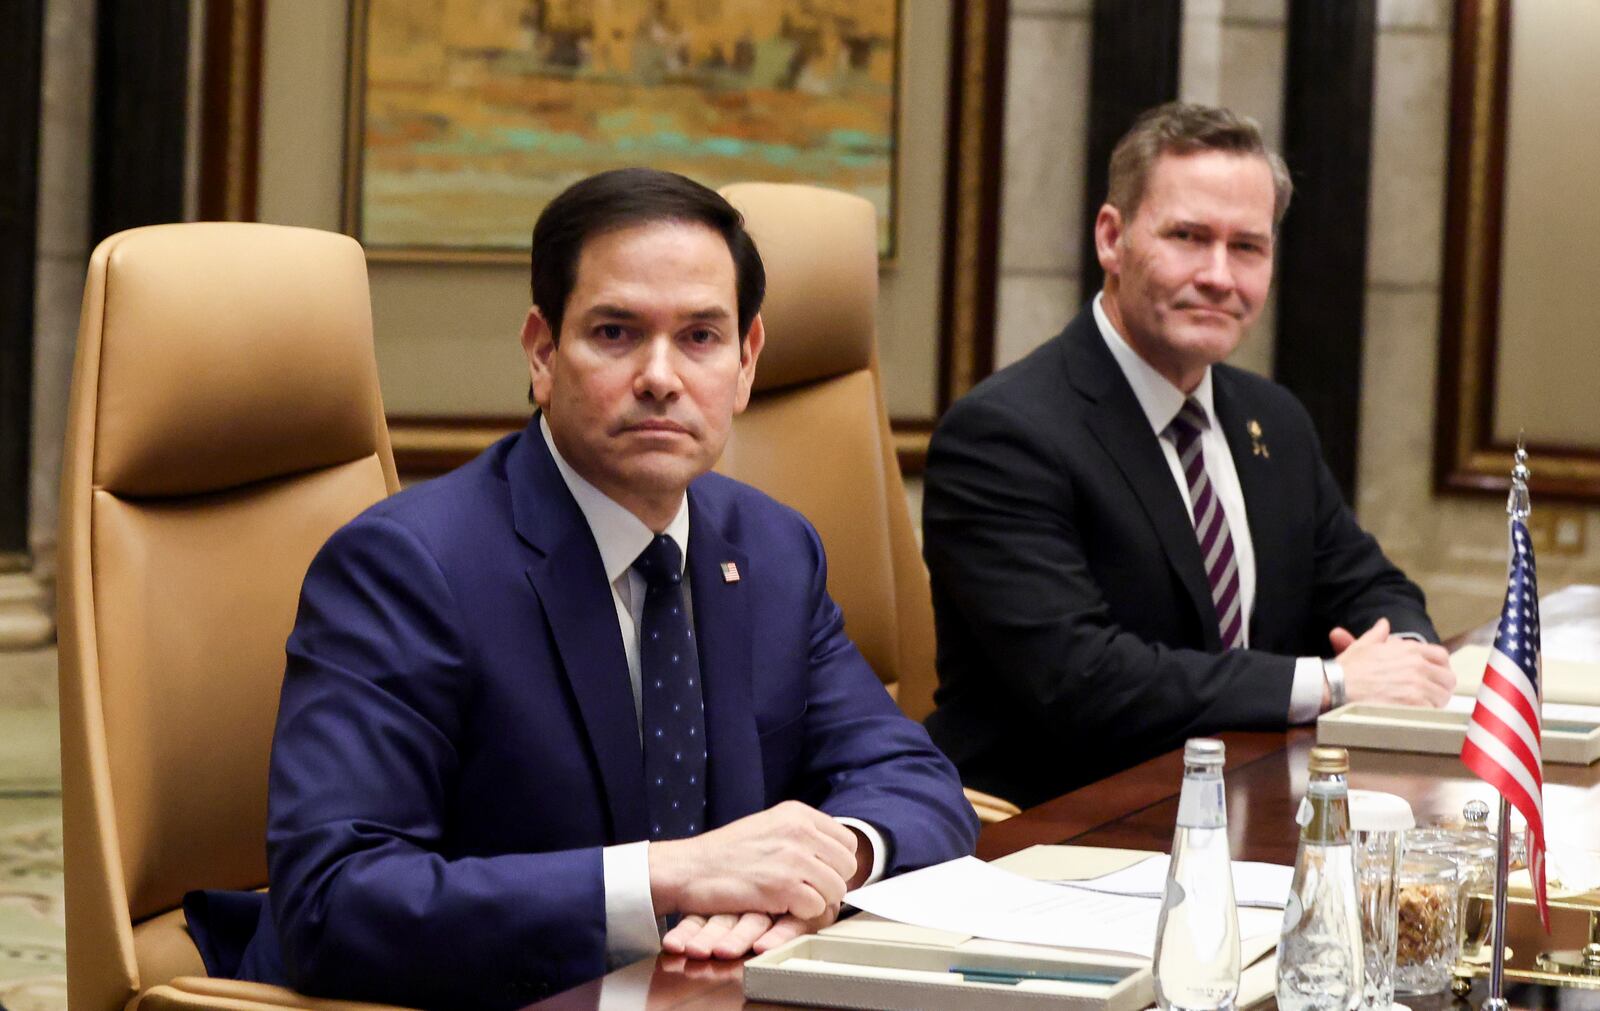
[1392,631,1427,642]
[1288,656,1328,724]
[835,817,889,885]
[602,841,660,968]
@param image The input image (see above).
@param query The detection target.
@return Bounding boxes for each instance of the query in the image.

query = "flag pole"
[1484,798,1511,1011]
[1483,440,1529,1011]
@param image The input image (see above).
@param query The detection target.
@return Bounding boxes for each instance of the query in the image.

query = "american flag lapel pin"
[720,561,741,583]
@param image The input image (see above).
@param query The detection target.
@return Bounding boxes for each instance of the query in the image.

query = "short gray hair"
[1106,102,1293,230]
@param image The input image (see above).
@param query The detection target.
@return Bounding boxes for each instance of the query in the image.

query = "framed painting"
[1436,0,1600,501]
[197,0,1006,475]
[344,0,904,261]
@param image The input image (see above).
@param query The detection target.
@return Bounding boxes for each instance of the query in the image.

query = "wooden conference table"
[531,593,1600,1010]
[530,727,1600,1010]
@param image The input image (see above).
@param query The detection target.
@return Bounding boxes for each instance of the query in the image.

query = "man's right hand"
[647,800,857,922]
[1328,618,1456,708]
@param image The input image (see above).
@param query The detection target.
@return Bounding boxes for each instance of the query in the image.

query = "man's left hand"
[660,906,839,960]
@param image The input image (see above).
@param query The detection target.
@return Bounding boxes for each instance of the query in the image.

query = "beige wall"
[255,0,952,420]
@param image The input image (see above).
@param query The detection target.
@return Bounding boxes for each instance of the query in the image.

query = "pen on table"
[950,965,1123,986]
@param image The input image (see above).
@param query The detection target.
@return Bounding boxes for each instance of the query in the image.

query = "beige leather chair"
[57,205,1009,1011]
[717,183,1020,824]
[57,223,406,1010]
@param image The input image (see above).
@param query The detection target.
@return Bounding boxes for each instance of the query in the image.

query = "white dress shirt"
[539,418,887,966]
[1091,294,1326,723]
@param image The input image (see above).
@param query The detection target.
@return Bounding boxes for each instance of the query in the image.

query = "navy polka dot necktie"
[631,534,708,840]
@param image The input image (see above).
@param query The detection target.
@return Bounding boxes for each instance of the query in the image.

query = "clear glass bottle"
[1277,746,1364,1011]
[1154,738,1240,1011]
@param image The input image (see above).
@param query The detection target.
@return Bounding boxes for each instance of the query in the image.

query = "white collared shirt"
[1091,294,1325,723]
[539,418,886,967]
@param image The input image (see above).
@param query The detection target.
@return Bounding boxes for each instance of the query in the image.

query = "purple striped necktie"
[1166,399,1245,650]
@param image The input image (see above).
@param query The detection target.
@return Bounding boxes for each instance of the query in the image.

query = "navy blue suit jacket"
[193,419,976,1009]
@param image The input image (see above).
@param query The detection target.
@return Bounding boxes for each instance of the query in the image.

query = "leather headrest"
[720,183,877,393]
[86,223,385,497]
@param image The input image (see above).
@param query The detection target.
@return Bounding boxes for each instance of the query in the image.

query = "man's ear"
[733,313,765,414]
[521,306,557,410]
[1093,203,1125,276]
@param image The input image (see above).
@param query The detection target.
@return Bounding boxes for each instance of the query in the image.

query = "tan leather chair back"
[57,223,399,1011]
[715,183,937,720]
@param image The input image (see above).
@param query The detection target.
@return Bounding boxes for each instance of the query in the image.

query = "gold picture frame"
[198,0,1005,475]
[1436,0,1600,501]
[342,0,906,265]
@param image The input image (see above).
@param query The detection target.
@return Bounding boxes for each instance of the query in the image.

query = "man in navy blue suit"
[204,168,976,1008]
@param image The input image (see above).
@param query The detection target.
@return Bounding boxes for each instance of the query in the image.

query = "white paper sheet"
[844,857,1281,958]
[1055,854,1294,909]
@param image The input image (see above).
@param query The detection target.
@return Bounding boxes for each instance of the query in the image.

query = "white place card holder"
[1317,702,1600,765]
[742,933,1152,1011]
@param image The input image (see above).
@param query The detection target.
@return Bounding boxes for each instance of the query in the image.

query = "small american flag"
[1459,517,1550,930]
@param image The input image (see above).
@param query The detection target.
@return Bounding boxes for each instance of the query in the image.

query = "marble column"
[2,0,98,652]
[993,0,1091,370]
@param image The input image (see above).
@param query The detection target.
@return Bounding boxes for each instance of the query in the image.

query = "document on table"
[1055,854,1294,909]
[844,856,1281,958]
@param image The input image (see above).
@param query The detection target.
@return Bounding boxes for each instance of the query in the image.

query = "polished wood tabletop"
[529,589,1600,1010]
[528,725,1600,1010]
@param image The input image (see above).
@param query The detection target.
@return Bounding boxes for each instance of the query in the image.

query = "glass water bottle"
[1277,745,1365,1011]
[1153,738,1241,1011]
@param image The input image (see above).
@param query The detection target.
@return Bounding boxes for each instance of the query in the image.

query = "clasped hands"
[1326,617,1457,708]
[648,800,869,961]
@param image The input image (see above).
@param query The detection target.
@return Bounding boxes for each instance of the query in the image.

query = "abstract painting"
[347,0,901,258]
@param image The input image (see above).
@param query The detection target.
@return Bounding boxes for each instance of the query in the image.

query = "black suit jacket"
[922,306,1436,806]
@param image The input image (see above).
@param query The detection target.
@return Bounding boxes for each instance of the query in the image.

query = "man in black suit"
[922,103,1456,807]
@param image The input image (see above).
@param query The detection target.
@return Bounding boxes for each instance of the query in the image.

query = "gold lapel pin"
[1248,419,1270,459]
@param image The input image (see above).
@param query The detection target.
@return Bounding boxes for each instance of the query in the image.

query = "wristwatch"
[1321,658,1347,710]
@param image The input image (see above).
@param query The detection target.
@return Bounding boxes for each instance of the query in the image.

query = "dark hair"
[530,167,766,341]
[1107,102,1293,230]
